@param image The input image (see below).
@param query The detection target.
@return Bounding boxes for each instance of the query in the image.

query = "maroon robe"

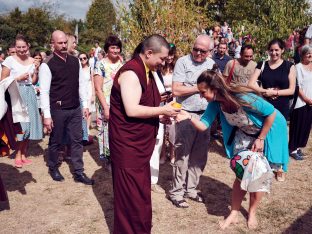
[109,55,160,234]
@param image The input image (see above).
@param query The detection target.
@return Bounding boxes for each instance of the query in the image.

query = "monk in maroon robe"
[109,35,180,234]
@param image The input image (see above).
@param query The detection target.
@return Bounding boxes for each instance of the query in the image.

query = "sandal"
[276,170,285,182]
[168,197,189,208]
[185,193,205,203]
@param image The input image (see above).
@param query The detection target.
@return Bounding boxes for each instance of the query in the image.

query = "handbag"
[240,151,274,193]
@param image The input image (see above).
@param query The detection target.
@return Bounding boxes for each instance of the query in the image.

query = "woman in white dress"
[79,52,95,141]
[1,34,42,168]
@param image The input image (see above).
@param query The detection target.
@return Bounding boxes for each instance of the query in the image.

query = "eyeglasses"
[79,57,87,61]
[193,47,210,54]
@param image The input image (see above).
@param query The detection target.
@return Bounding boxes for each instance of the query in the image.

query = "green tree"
[117,0,212,56]
[85,0,116,45]
[223,0,312,56]
[23,8,53,47]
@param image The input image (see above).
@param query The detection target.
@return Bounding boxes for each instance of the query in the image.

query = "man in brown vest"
[109,35,180,234]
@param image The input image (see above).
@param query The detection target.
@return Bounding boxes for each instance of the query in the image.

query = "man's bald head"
[191,34,212,63]
[194,35,212,50]
[51,30,66,43]
[51,30,68,55]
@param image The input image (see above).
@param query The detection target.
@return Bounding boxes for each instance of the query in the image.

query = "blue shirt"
[212,53,232,73]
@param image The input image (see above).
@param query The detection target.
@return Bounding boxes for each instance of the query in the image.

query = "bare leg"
[248,192,264,229]
[219,178,247,230]
[20,140,29,160]
[15,141,23,162]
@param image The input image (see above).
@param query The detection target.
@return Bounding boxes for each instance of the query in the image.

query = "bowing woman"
[176,68,288,229]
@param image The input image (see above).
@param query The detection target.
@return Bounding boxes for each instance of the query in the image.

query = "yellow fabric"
[143,61,150,79]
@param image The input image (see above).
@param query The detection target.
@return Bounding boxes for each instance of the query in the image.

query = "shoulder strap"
[226,60,236,84]
[260,61,265,73]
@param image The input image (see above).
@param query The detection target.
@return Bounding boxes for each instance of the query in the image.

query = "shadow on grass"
[158,161,247,218]
[88,142,114,234]
[0,163,37,195]
[28,140,45,158]
[282,207,312,233]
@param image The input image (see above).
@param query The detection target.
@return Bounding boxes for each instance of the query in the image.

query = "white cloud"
[0,0,93,20]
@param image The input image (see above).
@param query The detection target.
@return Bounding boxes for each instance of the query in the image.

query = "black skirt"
[289,105,312,152]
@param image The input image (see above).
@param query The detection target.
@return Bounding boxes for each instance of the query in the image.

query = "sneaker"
[22,159,32,166]
[297,149,304,157]
[15,160,23,168]
[151,184,165,194]
[290,152,303,160]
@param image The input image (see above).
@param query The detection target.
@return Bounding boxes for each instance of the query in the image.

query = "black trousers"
[48,107,84,173]
[289,104,312,152]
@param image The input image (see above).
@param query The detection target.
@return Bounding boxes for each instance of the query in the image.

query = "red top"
[109,56,161,168]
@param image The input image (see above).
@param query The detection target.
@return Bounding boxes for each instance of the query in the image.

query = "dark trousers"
[112,162,152,234]
[289,105,312,152]
[48,107,84,173]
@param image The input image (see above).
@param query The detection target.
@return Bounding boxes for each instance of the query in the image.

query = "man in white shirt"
[39,30,94,185]
[305,24,312,45]
[94,41,101,59]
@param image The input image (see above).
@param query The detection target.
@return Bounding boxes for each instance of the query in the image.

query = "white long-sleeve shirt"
[39,58,88,118]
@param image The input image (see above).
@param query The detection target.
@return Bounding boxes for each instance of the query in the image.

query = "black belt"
[51,101,80,110]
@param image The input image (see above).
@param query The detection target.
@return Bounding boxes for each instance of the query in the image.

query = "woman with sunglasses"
[78,52,95,142]
[176,67,288,230]
[94,35,123,164]
[1,34,42,168]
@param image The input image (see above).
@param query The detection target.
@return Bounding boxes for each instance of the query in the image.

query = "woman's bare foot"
[247,213,258,229]
[219,211,239,230]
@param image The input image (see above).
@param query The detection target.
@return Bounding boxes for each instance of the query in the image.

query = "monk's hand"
[176,110,191,123]
[162,101,181,117]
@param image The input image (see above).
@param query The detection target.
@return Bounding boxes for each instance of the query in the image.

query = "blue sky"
[0,0,95,20]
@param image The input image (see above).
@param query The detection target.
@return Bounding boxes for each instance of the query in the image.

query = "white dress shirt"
[39,57,88,118]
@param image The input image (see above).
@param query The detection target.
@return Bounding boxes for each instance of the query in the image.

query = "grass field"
[0,130,311,234]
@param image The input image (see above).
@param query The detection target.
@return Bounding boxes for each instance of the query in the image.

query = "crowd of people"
[1,22,312,233]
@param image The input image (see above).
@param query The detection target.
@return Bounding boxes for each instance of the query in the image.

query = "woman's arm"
[176,110,208,131]
[94,74,110,119]
[247,68,267,93]
[31,59,40,85]
[90,69,96,104]
[251,110,276,152]
[298,88,312,105]
[1,66,11,80]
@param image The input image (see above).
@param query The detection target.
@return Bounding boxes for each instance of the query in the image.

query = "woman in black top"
[248,39,296,119]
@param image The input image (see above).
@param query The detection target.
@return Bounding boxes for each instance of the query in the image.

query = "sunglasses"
[193,47,209,54]
[79,57,87,61]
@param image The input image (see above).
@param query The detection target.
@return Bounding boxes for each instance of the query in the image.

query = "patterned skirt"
[16,85,42,141]
[96,102,110,159]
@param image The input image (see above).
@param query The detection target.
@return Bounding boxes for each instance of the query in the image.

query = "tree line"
[0,0,311,57]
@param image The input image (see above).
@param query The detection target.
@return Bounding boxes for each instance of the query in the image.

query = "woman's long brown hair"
[197,65,261,109]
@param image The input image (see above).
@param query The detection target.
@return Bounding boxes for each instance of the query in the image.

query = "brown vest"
[109,56,160,168]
